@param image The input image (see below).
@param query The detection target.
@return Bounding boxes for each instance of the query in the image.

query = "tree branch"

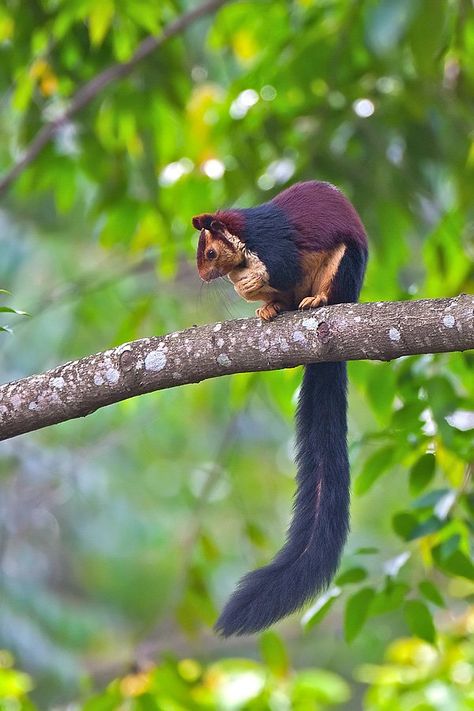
[1,295,472,442]
[0,0,230,197]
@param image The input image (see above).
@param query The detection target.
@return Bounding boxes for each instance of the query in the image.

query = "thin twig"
[0,0,230,197]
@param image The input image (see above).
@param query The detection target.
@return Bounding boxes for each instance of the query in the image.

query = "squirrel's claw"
[299,294,328,310]
[256,302,281,321]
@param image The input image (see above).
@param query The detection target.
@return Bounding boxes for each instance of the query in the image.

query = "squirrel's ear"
[210,219,225,233]
[192,213,216,230]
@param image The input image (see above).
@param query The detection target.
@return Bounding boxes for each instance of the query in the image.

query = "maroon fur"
[193,183,367,255]
[193,211,244,236]
[271,182,367,251]
[214,210,246,239]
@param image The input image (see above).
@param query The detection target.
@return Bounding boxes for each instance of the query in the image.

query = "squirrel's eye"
[206,248,217,260]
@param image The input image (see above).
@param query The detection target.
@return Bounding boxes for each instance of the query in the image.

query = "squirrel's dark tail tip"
[213,569,273,637]
[213,559,323,637]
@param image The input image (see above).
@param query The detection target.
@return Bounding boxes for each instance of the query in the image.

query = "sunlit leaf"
[291,669,351,705]
[89,0,115,47]
[259,631,289,677]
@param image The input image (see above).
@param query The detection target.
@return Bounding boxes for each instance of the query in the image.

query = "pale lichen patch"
[144,350,167,372]
[443,314,455,328]
[51,377,65,389]
[302,317,318,330]
[213,323,222,332]
[29,402,38,411]
[389,327,401,341]
[258,336,270,352]
[216,338,224,347]
[106,368,120,384]
[354,316,361,323]
[217,353,231,367]
[11,394,21,410]
[94,374,104,386]
[293,330,306,343]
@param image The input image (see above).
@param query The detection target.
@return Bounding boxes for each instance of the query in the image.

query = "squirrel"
[192,180,368,637]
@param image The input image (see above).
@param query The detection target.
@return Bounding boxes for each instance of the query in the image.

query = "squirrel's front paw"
[299,294,328,310]
[236,273,265,295]
[256,302,281,321]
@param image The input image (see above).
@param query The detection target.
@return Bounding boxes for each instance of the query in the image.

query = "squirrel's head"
[192,213,245,282]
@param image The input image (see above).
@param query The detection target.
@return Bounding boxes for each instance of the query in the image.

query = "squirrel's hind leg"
[298,244,347,310]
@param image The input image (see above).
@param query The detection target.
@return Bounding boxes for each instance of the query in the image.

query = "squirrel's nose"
[201,267,221,282]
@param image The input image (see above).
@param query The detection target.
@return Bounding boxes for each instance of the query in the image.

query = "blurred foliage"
[0,290,28,332]
[1,609,474,709]
[0,0,473,707]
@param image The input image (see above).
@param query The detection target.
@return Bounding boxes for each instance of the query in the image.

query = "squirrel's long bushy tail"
[215,361,349,636]
[215,242,367,637]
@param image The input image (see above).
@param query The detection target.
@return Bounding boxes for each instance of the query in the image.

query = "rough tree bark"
[0,295,472,442]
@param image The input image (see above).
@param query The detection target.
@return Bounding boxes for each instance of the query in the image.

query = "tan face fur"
[197,228,246,282]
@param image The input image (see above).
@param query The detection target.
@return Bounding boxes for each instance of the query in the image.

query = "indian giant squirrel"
[193,180,368,636]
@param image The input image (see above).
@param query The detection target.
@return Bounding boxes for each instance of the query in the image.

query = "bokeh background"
[0,0,473,708]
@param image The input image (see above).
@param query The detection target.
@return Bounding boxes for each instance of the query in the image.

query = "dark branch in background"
[0,0,230,197]
[0,295,473,442]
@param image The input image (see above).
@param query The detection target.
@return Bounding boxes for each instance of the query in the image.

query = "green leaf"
[404,599,436,643]
[88,0,114,47]
[0,306,29,316]
[302,588,341,631]
[391,401,425,432]
[259,631,289,677]
[344,587,375,642]
[409,0,447,74]
[409,515,446,540]
[355,445,397,495]
[366,364,396,420]
[392,512,418,540]
[412,488,451,510]
[418,581,446,608]
[424,376,458,420]
[336,567,368,586]
[370,582,409,615]
[409,453,436,494]
[434,549,474,581]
